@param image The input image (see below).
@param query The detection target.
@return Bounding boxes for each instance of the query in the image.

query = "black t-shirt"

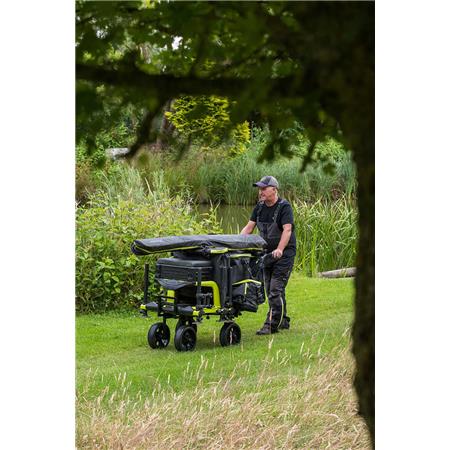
[250,198,297,256]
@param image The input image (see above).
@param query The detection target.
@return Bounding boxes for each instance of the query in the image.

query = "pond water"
[196,204,255,234]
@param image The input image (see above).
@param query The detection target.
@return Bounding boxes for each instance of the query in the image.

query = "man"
[241,176,297,335]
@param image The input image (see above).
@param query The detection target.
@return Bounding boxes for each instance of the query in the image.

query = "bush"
[76,188,221,313]
[76,161,98,205]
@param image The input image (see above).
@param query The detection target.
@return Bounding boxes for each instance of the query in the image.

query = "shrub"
[165,95,251,157]
[76,161,98,206]
[76,189,221,313]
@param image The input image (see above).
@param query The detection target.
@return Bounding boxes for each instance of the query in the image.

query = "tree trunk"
[352,138,375,446]
[337,25,374,443]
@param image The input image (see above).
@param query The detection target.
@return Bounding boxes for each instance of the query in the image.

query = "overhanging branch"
[76,63,300,102]
[78,63,256,99]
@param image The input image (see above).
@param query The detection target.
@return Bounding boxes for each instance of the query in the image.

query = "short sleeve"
[250,205,258,222]
[280,203,294,226]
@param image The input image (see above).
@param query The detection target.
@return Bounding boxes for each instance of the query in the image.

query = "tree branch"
[76,62,291,101]
[127,109,158,159]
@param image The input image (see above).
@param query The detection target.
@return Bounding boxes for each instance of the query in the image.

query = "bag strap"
[272,199,286,223]
[255,201,264,223]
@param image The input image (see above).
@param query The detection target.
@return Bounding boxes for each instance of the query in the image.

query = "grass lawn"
[76,274,370,449]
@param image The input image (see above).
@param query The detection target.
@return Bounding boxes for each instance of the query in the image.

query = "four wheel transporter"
[131,234,267,351]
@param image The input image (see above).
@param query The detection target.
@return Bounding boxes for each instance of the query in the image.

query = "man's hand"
[272,248,283,259]
[272,224,292,259]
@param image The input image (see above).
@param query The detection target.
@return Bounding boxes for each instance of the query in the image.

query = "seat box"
[155,257,213,281]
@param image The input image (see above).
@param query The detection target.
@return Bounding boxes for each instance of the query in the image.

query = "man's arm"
[272,224,292,258]
[240,220,256,235]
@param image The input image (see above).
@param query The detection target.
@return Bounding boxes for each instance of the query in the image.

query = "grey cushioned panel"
[156,257,213,268]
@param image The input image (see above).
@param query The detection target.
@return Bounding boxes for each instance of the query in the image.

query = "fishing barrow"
[131,234,267,351]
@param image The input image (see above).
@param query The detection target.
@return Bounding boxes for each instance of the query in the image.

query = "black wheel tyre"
[176,319,197,333]
[174,325,197,352]
[147,322,170,349]
[219,322,241,347]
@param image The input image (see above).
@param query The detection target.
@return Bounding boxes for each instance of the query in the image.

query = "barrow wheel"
[147,322,170,349]
[174,325,197,352]
[176,318,197,333]
[219,322,241,347]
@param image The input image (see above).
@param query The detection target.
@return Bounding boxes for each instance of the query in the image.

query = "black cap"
[253,176,279,188]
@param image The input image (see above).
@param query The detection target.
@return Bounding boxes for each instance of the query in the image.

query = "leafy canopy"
[76,1,374,165]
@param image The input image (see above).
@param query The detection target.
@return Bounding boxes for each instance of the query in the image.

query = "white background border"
[1,1,449,448]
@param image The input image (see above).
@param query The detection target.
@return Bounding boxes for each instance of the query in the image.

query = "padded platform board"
[132,234,266,255]
[156,257,213,268]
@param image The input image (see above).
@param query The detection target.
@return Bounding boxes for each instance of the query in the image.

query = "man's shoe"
[279,318,290,330]
[256,325,278,335]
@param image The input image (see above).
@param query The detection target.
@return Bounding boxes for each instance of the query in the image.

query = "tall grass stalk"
[77,342,369,449]
[134,147,356,205]
[293,198,358,275]
[87,162,148,207]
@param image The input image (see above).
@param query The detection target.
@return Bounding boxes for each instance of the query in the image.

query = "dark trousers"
[263,255,295,330]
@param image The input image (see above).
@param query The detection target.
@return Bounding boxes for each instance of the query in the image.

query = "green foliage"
[135,138,355,205]
[292,198,358,276]
[75,123,133,197]
[76,172,221,313]
[76,101,142,167]
[165,96,229,141]
[165,95,250,157]
[76,140,107,168]
[230,121,251,156]
[76,160,98,205]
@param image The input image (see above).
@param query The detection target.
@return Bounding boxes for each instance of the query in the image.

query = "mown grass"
[76,275,370,449]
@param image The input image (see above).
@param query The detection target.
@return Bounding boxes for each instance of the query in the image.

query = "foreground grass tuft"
[77,345,369,449]
[76,276,370,449]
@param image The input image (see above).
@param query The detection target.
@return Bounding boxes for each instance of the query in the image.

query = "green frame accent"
[163,281,222,316]
[209,247,229,254]
[192,280,221,316]
[232,279,262,286]
[229,253,252,258]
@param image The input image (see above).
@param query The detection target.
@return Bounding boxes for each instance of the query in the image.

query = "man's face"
[258,186,277,202]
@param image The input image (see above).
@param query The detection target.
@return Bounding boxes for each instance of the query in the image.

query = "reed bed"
[133,147,356,206]
[293,198,358,276]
